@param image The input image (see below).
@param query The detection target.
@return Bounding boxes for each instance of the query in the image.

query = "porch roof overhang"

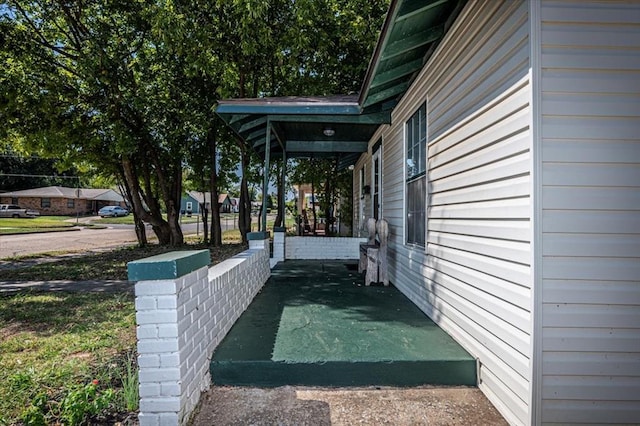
[216,95,391,169]
[215,0,465,168]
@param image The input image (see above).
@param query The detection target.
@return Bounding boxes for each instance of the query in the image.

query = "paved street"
[0,219,233,259]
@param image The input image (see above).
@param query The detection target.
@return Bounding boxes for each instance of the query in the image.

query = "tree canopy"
[0,0,388,245]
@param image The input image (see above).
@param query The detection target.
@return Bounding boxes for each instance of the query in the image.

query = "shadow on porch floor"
[211,260,476,387]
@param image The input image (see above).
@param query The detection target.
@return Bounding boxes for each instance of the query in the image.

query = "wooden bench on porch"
[359,217,389,286]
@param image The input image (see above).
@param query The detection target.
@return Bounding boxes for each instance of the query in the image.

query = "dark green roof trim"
[215,0,465,168]
[380,25,444,62]
[265,111,390,125]
[363,82,411,109]
[286,140,369,153]
[218,103,361,116]
[359,0,466,111]
[370,57,424,88]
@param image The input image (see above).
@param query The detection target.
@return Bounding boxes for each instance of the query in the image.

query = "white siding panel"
[542,186,640,211]
[429,244,531,287]
[544,280,640,305]
[540,1,640,24]
[543,352,640,377]
[543,327,640,353]
[375,1,533,424]
[429,218,530,242]
[543,93,640,117]
[543,257,640,281]
[431,153,530,194]
[543,303,640,329]
[542,376,640,401]
[430,198,531,220]
[542,139,640,163]
[541,400,640,425]
[539,1,640,423]
[542,210,640,234]
[542,70,640,95]
[542,51,640,71]
[543,233,640,257]
[429,232,531,266]
[481,367,528,426]
[542,163,640,187]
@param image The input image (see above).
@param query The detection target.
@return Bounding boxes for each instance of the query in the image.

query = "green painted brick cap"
[127,249,210,281]
[247,231,270,240]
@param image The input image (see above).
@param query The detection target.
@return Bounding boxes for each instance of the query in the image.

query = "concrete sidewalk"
[0,279,133,294]
[189,386,508,425]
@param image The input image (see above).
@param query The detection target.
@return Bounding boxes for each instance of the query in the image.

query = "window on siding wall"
[406,103,426,246]
[41,198,51,208]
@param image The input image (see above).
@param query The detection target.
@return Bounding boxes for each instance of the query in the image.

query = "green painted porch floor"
[211,260,476,387]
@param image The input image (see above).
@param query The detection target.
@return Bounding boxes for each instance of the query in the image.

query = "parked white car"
[0,204,40,218]
[98,205,129,217]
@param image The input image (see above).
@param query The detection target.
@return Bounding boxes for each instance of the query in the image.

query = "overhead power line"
[0,173,79,179]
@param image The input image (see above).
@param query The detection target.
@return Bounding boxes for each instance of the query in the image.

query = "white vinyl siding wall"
[380,1,532,424]
[354,127,383,237]
[539,1,640,423]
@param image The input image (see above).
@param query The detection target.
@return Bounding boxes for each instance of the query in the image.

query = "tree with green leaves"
[1,0,387,246]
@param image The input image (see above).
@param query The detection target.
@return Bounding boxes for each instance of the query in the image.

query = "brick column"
[272,227,285,267]
[128,250,210,426]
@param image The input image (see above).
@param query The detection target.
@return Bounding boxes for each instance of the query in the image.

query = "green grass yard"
[0,292,137,425]
[0,216,77,235]
[0,231,248,425]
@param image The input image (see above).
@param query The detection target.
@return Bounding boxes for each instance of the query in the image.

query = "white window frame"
[404,102,427,247]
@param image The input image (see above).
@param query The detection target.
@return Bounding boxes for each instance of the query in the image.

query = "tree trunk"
[311,178,317,235]
[117,175,147,246]
[121,157,173,245]
[201,201,209,244]
[324,177,332,234]
[164,166,184,246]
[274,162,283,228]
[238,148,252,243]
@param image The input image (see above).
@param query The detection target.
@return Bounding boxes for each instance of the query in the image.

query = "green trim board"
[127,250,210,281]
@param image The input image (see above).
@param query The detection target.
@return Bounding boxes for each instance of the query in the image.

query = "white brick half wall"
[285,236,366,260]
[131,239,271,425]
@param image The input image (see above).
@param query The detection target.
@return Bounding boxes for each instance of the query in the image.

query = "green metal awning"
[216,95,391,169]
[215,0,465,168]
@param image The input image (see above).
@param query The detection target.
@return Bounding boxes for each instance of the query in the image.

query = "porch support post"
[280,149,287,227]
[261,119,271,233]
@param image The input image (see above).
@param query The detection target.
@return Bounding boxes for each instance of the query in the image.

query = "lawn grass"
[0,234,249,424]
[0,292,137,425]
[0,216,77,235]
[96,213,203,225]
[0,241,248,281]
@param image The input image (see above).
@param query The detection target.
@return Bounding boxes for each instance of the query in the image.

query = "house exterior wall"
[0,196,108,215]
[353,127,384,237]
[537,1,640,423]
[368,1,533,424]
[180,195,200,214]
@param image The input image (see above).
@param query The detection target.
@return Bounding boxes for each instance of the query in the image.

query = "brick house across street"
[0,185,126,216]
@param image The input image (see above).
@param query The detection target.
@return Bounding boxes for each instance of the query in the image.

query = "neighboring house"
[0,186,125,216]
[217,1,640,424]
[181,191,233,214]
